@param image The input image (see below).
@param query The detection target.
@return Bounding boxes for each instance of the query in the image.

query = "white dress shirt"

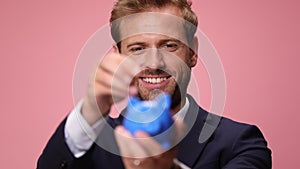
[65,98,190,169]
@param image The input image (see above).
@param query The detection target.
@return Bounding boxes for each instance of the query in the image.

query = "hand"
[115,119,185,169]
[82,49,141,125]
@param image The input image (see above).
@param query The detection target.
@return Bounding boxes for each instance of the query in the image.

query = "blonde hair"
[110,0,198,45]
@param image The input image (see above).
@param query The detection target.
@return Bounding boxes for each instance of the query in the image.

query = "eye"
[131,47,143,51]
[129,46,144,52]
[161,42,179,52]
[129,46,145,54]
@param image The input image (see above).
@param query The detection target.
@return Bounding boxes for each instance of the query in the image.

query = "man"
[37,0,272,168]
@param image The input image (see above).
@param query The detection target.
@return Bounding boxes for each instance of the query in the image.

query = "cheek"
[165,51,192,69]
[181,49,194,67]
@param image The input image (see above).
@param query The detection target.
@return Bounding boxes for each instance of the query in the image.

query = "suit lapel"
[109,96,217,168]
[177,95,211,168]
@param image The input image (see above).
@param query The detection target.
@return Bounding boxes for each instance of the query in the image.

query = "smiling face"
[117,5,197,112]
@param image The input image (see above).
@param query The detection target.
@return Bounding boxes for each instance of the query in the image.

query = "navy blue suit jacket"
[37,96,272,169]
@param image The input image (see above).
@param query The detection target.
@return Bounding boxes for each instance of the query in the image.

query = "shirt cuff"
[65,99,106,158]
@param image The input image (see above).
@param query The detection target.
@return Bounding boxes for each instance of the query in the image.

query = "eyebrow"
[126,38,182,49]
[158,39,182,45]
[126,42,146,49]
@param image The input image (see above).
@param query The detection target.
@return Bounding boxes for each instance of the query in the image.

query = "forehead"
[117,11,188,44]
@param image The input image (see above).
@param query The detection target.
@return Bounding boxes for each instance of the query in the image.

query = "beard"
[133,68,191,109]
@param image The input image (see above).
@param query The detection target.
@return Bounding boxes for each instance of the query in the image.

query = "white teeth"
[142,77,167,84]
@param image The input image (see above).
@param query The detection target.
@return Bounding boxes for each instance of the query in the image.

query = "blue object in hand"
[123,93,173,149]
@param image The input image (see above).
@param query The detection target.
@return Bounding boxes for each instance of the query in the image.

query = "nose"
[145,48,165,69]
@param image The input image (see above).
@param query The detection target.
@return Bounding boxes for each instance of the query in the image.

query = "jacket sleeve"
[222,125,272,169]
[37,118,94,169]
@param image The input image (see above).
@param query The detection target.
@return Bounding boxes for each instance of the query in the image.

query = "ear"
[189,36,198,67]
[113,44,120,53]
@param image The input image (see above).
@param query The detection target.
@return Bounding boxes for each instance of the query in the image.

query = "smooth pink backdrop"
[1,0,299,168]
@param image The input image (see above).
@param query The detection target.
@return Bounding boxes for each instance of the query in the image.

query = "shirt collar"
[173,97,189,120]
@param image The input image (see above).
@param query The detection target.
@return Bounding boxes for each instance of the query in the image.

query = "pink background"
[1,0,299,168]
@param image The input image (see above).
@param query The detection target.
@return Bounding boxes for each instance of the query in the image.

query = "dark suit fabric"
[37,96,272,169]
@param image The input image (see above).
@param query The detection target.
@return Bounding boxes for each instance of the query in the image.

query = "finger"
[134,131,165,156]
[119,54,142,76]
[94,66,133,103]
[115,126,149,158]
[95,71,128,93]
[100,53,141,79]
[128,86,138,96]
[96,59,132,86]
[96,55,140,94]
[98,53,123,74]
[115,126,134,157]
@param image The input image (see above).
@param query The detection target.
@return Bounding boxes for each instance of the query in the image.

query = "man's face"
[117,6,197,110]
